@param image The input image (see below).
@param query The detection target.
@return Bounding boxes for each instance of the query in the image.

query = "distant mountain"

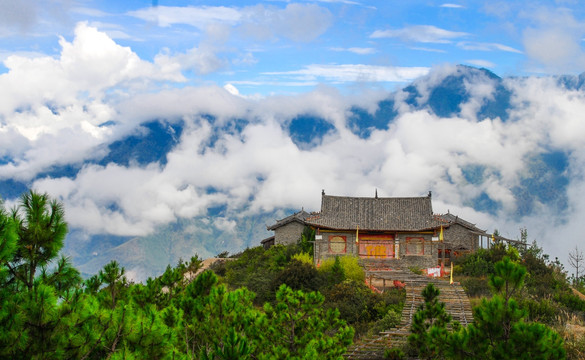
[2,65,582,281]
[347,65,570,218]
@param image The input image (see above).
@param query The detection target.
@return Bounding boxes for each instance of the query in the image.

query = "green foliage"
[292,251,313,265]
[369,308,402,335]
[324,280,404,337]
[221,244,302,304]
[299,226,315,255]
[384,347,406,360]
[99,260,127,309]
[271,259,322,293]
[408,283,452,360]
[261,284,354,359]
[520,298,560,325]
[319,255,365,284]
[454,245,521,278]
[460,277,491,298]
[9,190,68,291]
[408,266,424,275]
[444,257,566,360]
[0,191,357,359]
[324,280,378,325]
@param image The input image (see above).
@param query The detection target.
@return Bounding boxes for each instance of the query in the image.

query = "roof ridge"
[322,194,431,200]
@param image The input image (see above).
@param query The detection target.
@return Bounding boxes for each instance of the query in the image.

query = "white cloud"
[465,59,496,68]
[0,0,39,32]
[263,64,430,83]
[240,3,333,43]
[128,5,241,29]
[457,41,523,54]
[440,4,464,8]
[71,7,110,18]
[410,47,447,53]
[329,47,377,55]
[129,4,333,43]
[370,25,469,44]
[223,83,240,96]
[0,22,183,110]
[0,22,185,180]
[522,7,585,73]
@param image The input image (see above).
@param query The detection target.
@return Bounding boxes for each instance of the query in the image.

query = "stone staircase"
[344,267,473,359]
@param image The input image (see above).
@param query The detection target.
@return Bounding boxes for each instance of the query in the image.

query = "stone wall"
[274,221,305,245]
[444,223,479,251]
[314,231,438,268]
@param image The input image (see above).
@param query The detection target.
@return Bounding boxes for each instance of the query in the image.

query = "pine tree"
[408,283,452,359]
[445,257,565,360]
[261,284,354,359]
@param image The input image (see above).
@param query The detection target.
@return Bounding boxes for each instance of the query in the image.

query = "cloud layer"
[2,24,585,272]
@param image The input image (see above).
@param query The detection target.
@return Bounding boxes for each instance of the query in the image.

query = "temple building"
[264,191,488,268]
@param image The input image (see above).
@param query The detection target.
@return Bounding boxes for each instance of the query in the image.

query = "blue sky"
[1,0,583,95]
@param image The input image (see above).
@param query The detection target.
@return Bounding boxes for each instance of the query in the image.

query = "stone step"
[345,279,474,359]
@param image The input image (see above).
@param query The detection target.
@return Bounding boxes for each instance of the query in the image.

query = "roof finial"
[428,191,432,198]
[375,188,378,199]
[322,189,325,196]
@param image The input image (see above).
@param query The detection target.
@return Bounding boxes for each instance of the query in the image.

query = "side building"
[261,210,310,249]
[436,212,486,261]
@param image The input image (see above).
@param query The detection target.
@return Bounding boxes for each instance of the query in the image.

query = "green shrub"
[319,255,365,283]
[554,290,585,312]
[408,266,423,275]
[521,297,560,325]
[461,277,491,298]
[324,280,377,325]
[384,347,406,360]
[271,259,321,293]
[461,255,491,277]
[324,279,405,339]
[369,308,402,334]
[292,252,313,265]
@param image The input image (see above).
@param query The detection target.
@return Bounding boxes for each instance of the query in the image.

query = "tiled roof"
[438,212,486,233]
[305,194,443,231]
[260,235,275,244]
[267,210,310,230]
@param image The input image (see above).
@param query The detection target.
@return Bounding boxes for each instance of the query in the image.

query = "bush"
[324,280,378,325]
[408,266,423,275]
[222,244,304,305]
[521,297,561,325]
[368,308,402,334]
[271,259,321,293]
[324,279,405,339]
[292,252,313,265]
[461,277,491,298]
[319,255,365,283]
[461,255,491,277]
[554,290,585,312]
[384,347,406,360]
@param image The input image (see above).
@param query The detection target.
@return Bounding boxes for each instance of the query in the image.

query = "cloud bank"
[2,24,585,271]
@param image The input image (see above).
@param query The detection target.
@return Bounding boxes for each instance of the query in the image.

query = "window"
[406,237,425,255]
[329,235,347,254]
